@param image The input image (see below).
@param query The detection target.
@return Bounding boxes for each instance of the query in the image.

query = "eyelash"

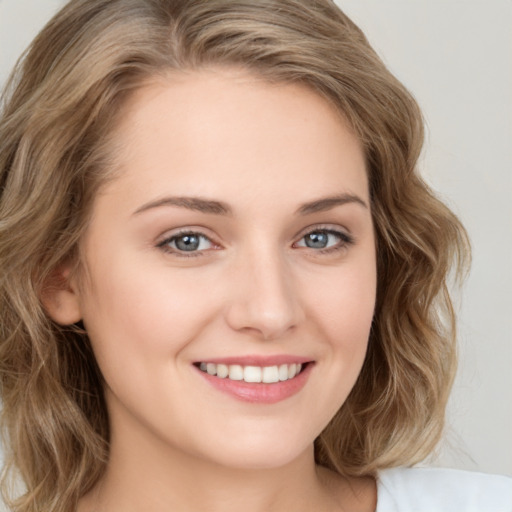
[156,227,354,258]
[156,229,216,258]
[293,228,354,255]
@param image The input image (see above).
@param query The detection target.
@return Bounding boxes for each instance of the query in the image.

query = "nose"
[224,246,304,341]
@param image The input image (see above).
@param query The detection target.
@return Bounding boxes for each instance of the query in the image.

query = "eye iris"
[175,234,200,251]
[305,232,329,249]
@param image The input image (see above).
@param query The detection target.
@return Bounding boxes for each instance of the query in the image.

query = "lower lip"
[195,363,313,404]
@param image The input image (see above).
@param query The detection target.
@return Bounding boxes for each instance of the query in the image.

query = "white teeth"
[262,366,279,383]
[278,364,289,381]
[217,364,229,378]
[244,366,262,383]
[198,362,305,383]
[228,364,244,381]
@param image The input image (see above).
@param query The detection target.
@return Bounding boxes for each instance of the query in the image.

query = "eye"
[294,229,353,252]
[157,231,215,255]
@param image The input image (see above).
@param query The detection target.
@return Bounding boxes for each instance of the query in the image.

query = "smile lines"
[197,362,305,383]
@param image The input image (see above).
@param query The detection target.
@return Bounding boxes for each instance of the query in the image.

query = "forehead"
[101,67,368,211]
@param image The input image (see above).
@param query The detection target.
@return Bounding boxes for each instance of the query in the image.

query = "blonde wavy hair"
[0,0,469,510]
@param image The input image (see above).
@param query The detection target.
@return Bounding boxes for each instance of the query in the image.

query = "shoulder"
[376,466,512,512]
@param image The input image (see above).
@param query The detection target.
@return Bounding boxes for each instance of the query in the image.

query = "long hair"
[0,0,469,510]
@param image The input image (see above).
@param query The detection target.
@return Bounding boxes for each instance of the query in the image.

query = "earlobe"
[40,265,82,325]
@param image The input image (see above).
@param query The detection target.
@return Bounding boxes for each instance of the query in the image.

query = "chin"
[193,432,313,471]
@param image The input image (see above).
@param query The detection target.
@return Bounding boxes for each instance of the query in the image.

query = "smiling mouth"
[195,362,309,384]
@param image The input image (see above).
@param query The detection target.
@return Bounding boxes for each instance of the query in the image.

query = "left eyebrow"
[295,193,368,215]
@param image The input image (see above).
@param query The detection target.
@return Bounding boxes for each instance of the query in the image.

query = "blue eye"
[158,232,214,254]
[295,229,352,251]
[303,232,332,249]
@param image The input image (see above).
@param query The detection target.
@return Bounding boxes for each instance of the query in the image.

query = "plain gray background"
[0,0,511,485]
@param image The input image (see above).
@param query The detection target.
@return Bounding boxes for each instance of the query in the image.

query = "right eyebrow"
[132,196,232,216]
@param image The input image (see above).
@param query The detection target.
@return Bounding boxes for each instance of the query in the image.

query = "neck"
[79,402,376,512]
[88,440,333,512]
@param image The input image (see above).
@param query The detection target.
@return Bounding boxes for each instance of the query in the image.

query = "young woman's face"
[75,68,376,469]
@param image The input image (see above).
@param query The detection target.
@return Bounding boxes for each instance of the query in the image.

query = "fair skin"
[47,68,377,511]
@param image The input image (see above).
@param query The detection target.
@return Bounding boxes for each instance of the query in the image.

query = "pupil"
[306,232,328,249]
[176,235,200,251]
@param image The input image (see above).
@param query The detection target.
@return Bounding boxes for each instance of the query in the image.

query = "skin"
[47,68,377,511]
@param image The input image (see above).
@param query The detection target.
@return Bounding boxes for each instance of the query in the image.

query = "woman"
[0,1,510,511]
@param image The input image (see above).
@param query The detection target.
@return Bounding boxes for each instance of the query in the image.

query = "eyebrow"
[133,196,232,216]
[295,193,368,215]
[133,193,368,217]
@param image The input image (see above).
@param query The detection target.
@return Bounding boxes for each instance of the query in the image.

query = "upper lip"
[194,355,314,366]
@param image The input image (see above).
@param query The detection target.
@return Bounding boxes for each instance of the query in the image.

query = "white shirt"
[376,467,512,512]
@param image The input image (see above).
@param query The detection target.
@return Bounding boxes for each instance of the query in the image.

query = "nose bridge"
[225,237,303,340]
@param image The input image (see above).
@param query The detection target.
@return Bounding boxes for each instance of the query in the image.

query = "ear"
[40,264,82,325]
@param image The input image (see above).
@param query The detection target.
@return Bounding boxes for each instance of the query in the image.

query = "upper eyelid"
[157,227,217,245]
[293,229,353,247]
[293,223,352,241]
[156,231,218,258]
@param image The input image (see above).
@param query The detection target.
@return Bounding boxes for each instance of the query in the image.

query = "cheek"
[304,255,376,390]
[310,258,376,342]
[79,254,222,371]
